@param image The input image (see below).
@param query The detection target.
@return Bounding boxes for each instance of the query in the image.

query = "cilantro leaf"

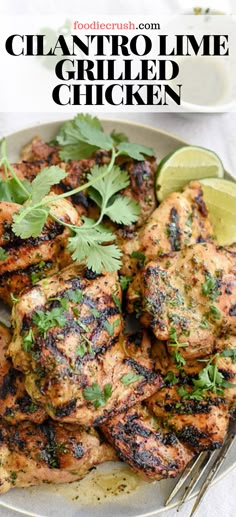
[12,207,49,238]
[88,165,130,204]
[55,114,102,146]
[169,326,188,369]
[83,382,112,408]
[209,305,221,320]
[202,274,221,301]
[76,342,87,358]
[105,196,140,225]
[23,329,34,353]
[164,371,179,385]
[66,288,83,304]
[59,142,99,161]
[220,349,236,363]
[0,246,9,260]
[0,139,31,203]
[31,166,67,204]
[130,251,146,266]
[110,129,129,145]
[0,177,31,204]
[88,165,140,225]
[104,318,120,336]
[32,307,67,336]
[112,293,122,312]
[55,114,112,160]
[76,337,94,358]
[119,275,133,291]
[68,220,122,273]
[76,119,113,151]
[117,142,154,161]
[121,372,143,385]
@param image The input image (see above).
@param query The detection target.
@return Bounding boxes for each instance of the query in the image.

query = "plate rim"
[0,117,235,516]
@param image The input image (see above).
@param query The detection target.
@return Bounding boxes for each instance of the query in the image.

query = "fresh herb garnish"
[177,350,236,402]
[66,288,83,304]
[199,318,209,329]
[32,307,67,336]
[164,371,179,385]
[0,139,31,204]
[88,165,140,226]
[30,261,47,285]
[1,115,154,274]
[76,337,94,358]
[169,327,188,368]
[202,274,221,301]
[220,349,236,363]
[121,372,143,385]
[209,305,221,320]
[10,293,20,304]
[130,251,146,266]
[104,318,120,336]
[83,382,112,408]
[112,293,122,312]
[0,246,9,260]
[23,328,34,352]
[119,275,133,291]
[90,308,101,318]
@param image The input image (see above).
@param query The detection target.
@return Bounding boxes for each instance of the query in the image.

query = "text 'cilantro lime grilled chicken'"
[128,242,236,360]
[0,323,46,424]
[0,418,117,494]
[119,181,213,277]
[0,197,79,305]
[147,337,236,451]
[9,265,162,426]
[102,403,194,480]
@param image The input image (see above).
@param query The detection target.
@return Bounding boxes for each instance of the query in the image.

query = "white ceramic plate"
[0,119,235,517]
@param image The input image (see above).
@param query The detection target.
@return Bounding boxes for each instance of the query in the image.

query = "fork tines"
[165,417,236,516]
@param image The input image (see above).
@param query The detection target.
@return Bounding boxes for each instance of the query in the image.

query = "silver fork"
[165,416,236,516]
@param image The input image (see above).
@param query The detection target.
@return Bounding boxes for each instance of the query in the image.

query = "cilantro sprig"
[0,115,154,273]
[176,349,236,402]
[169,327,188,368]
[83,382,112,408]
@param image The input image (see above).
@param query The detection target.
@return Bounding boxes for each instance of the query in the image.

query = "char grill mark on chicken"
[0,418,116,494]
[128,242,236,360]
[9,265,162,425]
[139,181,213,260]
[117,181,213,277]
[0,324,46,424]
[147,336,236,451]
[102,404,194,480]
[0,198,79,305]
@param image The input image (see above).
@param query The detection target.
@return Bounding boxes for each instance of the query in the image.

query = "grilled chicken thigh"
[0,323,46,424]
[0,196,79,305]
[102,404,194,480]
[128,242,236,360]
[117,181,213,277]
[103,336,236,475]
[148,338,236,451]
[9,265,161,426]
[0,418,116,494]
[139,181,213,260]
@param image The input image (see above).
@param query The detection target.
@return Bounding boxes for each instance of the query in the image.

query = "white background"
[0,1,236,517]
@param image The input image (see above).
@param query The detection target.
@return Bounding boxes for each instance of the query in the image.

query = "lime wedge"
[156,146,224,202]
[200,178,236,245]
